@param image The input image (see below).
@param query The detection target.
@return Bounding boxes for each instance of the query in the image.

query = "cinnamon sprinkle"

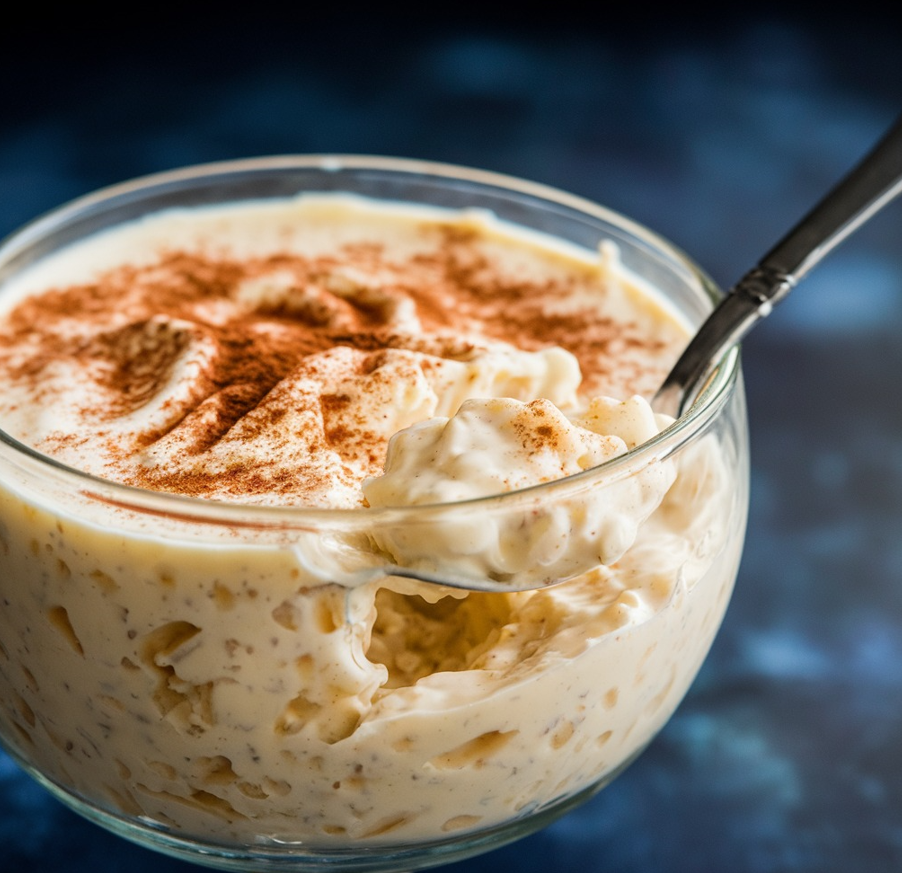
[0,216,678,506]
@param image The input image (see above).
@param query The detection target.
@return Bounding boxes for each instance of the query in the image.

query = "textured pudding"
[0,194,745,848]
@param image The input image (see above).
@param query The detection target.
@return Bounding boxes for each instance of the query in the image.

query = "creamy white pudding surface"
[0,195,744,846]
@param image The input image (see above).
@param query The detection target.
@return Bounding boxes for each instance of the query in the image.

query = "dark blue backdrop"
[1,13,901,872]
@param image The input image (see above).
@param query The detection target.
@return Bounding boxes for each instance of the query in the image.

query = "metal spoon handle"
[655,114,902,415]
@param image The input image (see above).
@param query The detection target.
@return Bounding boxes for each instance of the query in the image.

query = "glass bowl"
[0,157,748,871]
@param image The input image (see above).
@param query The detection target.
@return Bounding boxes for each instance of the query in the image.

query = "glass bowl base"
[9,739,646,872]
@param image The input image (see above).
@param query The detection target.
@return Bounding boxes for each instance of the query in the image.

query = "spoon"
[653,114,902,418]
[326,117,902,595]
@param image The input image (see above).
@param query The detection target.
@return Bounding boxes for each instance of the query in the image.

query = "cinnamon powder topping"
[0,205,682,507]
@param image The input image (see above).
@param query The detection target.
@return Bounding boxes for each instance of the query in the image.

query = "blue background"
[1,11,901,872]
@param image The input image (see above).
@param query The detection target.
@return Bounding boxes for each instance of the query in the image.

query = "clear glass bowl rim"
[0,154,739,530]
